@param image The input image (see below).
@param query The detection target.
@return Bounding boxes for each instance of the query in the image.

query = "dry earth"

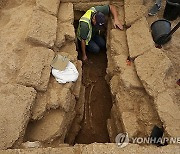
[0,0,179,153]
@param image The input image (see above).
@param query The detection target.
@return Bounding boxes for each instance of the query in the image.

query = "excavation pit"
[73,10,113,144]
[18,2,163,148]
[75,50,113,144]
[0,1,179,152]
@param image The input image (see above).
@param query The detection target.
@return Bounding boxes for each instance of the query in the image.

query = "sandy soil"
[0,0,179,149]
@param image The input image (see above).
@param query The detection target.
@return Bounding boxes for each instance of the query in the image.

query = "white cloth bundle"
[52,61,79,84]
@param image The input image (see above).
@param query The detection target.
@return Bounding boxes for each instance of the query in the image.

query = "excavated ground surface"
[0,0,180,152]
[75,50,113,144]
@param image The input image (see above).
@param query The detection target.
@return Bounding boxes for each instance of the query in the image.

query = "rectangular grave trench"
[72,9,115,144]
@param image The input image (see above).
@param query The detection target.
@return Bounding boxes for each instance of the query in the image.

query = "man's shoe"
[148,3,161,16]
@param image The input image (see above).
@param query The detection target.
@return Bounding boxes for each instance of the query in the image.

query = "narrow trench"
[75,49,112,144]
[74,11,113,144]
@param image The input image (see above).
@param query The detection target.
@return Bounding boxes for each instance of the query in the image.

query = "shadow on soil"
[75,50,113,144]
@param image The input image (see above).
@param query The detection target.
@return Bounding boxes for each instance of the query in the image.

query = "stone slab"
[81,143,180,154]
[65,85,85,144]
[75,85,85,118]
[74,1,110,11]
[31,92,48,120]
[72,60,82,99]
[26,10,57,48]
[107,119,117,143]
[55,23,75,48]
[0,144,180,154]
[47,87,76,112]
[112,54,128,73]
[111,55,143,89]
[110,104,124,133]
[26,109,66,142]
[121,67,143,89]
[124,0,143,5]
[115,92,136,117]
[135,48,172,97]
[110,29,128,56]
[36,0,60,16]
[0,146,76,154]
[155,90,180,137]
[106,50,116,77]
[65,121,81,144]
[125,5,146,25]
[121,112,139,138]
[58,42,78,62]
[0,84,36,150]
[126,17,154,58]
[44,77,75,113]
[31,76,75,120]
[61,0,89,3]
[58,3,74,23]
[17,47,54,91]
[110,75,121,96]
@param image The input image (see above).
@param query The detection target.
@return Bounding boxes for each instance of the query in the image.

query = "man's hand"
[110,5,123,30]
[81,40,88,63]
[114,19,123,30]
[82,55,88,62]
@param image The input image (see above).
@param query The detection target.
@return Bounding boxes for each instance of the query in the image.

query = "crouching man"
[77,5,123,62]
